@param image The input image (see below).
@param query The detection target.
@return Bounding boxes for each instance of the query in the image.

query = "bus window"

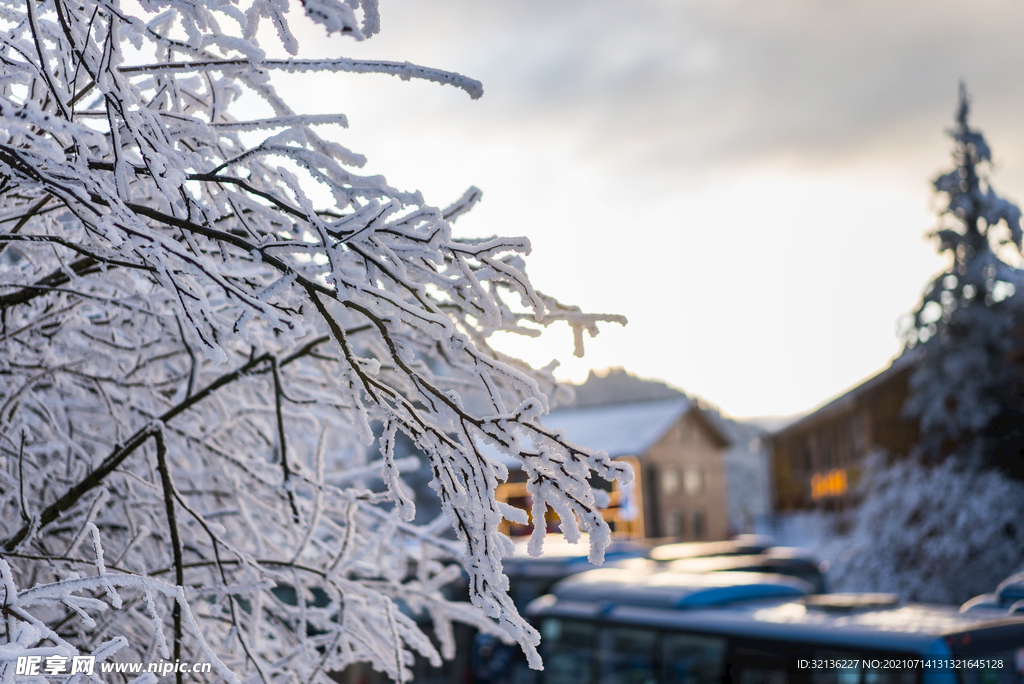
[541,618,598,684]
[604,626,659,684]
[809,652,861,684]
[736,667,788,684]
[951,627,1024,684]
[809,650,918,684]
[956,652,1018,684]
[863,662,916,684]
[663,633,727,684]
[728,645,790,684]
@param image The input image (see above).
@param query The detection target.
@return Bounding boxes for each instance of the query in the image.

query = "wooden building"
[769,351,920,513]
[496,398,733,541]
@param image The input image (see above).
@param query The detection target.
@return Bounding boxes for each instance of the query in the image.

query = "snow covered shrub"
[0,1,627,681]
[817,455,1024,605]
[902,85,1024,477]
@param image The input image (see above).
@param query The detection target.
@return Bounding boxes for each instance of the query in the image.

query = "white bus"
[524,568,1024,684]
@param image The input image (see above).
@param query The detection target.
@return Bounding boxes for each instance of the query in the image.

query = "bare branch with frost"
[0,1,627,682]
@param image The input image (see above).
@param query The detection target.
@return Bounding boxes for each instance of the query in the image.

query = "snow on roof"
[480,398,701,471]
[541,398,690,458]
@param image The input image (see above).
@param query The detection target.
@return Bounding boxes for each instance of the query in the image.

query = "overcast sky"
[273,0,1024,418]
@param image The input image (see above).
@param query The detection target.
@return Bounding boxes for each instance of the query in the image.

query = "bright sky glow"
[267,0,1024,418]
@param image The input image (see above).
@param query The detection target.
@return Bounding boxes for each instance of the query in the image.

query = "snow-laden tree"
[902,85,1024,477]
[811,89,1024,605]
[0,2,629,682]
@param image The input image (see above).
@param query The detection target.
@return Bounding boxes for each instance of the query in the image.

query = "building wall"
[641,412,729,541]
[770,360,918,513]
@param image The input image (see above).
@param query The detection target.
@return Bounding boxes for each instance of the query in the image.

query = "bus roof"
[503,534,648,580]
[649,536,773,561]
[546,569,812,608]
[526,567,1024,654]
[665,554,819,574]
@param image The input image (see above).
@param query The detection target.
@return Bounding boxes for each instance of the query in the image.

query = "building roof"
[541,398,691,458]
[482,397,731,471]
[771,349,921,438]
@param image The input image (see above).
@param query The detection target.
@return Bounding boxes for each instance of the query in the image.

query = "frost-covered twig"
[0,1,626,681]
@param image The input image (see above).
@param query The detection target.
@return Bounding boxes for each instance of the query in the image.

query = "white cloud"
[271,0,1024,416]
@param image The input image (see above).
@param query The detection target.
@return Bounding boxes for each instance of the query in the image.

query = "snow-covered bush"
[902,85,1024,476]
[0,1,628,681]
[815,455,1024,605]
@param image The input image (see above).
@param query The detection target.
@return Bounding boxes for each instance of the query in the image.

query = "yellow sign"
[811,468,848,500]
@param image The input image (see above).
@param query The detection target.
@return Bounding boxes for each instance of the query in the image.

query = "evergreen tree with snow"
[805,87,1024,609]
[903,85,1024,478]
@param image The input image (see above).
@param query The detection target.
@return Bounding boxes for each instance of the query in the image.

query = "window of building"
[662,467,680,496]
[692,509,705,539]
[666,509,685,538]
[684,466,703,495]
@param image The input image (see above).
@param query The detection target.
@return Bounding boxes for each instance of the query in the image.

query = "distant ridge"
[563,368,801,435]
[565,367,686,408]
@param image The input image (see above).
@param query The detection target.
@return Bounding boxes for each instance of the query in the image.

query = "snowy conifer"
[903,85,1024,476]
[808,89,1024,605]
[0,2,628,681]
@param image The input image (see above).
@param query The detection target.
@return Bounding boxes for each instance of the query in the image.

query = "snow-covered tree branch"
[0,1,628,681]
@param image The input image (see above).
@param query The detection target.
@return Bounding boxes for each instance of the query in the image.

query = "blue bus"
[502,535,826,612]
[524,567,1024,684]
